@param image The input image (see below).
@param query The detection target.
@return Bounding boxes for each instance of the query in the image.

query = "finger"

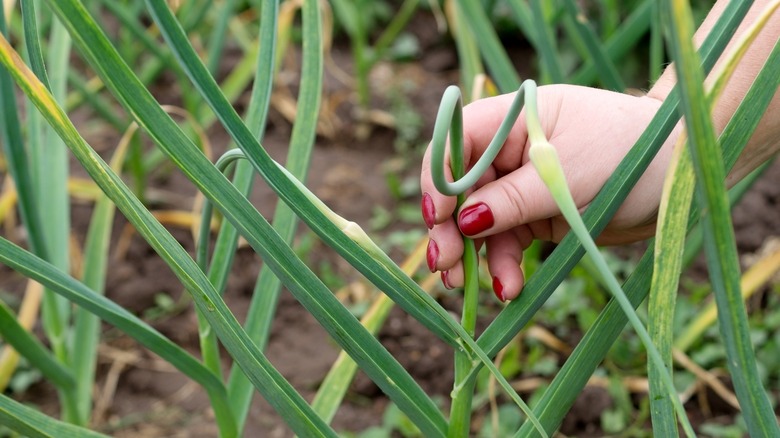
[461,94,532,169]
[420,146,458,228]
[486,226,533,302]
[526,216,569,243]
[441,261,464,289]
[456,165,560,238]
[427,219,464,272]
[422,91,534,229]
[439,237,485,289]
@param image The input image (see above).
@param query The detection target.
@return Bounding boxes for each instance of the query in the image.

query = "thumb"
[456,164,561,238]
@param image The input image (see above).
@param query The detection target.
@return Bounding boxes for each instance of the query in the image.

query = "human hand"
[420,84,681,301]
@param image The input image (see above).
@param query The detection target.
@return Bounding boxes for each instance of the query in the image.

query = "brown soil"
[3,8,780,438]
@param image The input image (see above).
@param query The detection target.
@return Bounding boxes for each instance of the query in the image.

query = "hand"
[420,84,681,301]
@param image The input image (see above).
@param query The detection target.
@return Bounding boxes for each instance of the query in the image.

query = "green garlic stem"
[432,80,547,437]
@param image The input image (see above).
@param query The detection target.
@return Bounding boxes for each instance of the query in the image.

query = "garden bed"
[2,3,780,437]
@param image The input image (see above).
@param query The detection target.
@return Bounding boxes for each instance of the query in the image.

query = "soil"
[2,8,780,438]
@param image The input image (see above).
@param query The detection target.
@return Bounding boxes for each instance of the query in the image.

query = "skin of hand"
[420,85,680,301]
[421,0,780,303]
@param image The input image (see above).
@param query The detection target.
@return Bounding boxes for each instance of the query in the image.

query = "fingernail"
[441,271,452,289]
[459,202,494,236]
[426,239,439,273]
[421,192,436,229]
[492,276,506,302]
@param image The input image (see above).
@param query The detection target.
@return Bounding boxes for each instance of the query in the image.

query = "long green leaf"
[0,1,48,262]
[141,0,459,349]
[0,28,331,437]
[0,300,74,391]
[458,0,521,91]
[505,0,536,47]
[650,1,664,81]
[70,133,133,427]
[225,0,325,430]
[514,3,780,433]
[193,0,270,396]
[21,0,51,90]
[647,3,780,429]
[478,0,754,365]
[647,138,692,436]
[681,160,772,268]
[31,1,448,434]
[0,392,108,438]
[570,0,653,85]
[206,0,238,74]
[19,2,76,421]
[197,0,276,421]
[39,18,73,331]
[143,2,550,434]
[0,236,233,432]
[662,0,778,434]
[449,0,483,100]
[528,0,565,84]
[561,0,624,90]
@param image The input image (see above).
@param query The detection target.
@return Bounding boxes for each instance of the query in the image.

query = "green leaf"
[561,0,624,90]
[23,1,448,434]
[0,301,74,391]
[70,133,132,426]
[449,0,483,100]
[139,0,488,376]
[458,0,521,92]
[206,0,239,74]
[0,2,48,264]
[490,1,769,435]
[19,1,75,421]
[527,0,565,84]
[223,0,325,428]
[647,139,692,436]
[0,23,330,435]
[661,0,779,434]
[479,0,754,374]
[570,0,654,85]
[0,392,108,438]
[0,236,234,436]
[647,2,780,431]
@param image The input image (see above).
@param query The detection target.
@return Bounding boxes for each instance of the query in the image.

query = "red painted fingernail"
[458,202,494,236]
[492,276,506,302]
[426,239,439,273]
[441,271,452,289]
[421,192,436,229]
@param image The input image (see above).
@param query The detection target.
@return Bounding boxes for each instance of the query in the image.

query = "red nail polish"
[492,276,505,302]
[426,239,439,273]
[421,192,436,229]
[459,202,494,236]
[441,271,452,289]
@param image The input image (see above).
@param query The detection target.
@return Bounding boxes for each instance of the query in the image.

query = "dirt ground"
[2,9,780,438]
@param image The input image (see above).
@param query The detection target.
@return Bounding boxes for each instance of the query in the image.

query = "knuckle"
[497,179,531,226]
